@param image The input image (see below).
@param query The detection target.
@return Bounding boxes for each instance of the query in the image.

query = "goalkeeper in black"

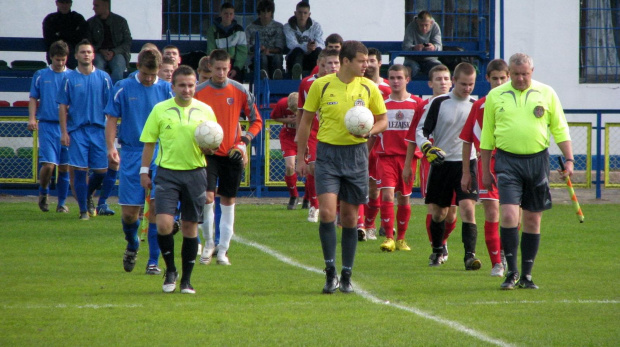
[415,62,480,268]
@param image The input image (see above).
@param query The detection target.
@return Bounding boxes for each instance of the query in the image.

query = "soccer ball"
[344,106,374,136]
[194,120,224,150]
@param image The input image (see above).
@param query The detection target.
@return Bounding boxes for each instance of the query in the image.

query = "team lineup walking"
[23,1,578,295]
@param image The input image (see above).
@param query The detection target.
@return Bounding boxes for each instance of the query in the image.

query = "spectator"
[42,0,87,69]
[87,0,132,82]
[245,0,286,79]
[402,10,442,78]
[163,45,181,68]
[204,2,248,82]
[283,1,324,79]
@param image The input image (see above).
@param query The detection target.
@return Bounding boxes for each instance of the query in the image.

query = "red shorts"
[376,155,416,196]
[478,155,499,200]
[279,130,297,158]
[368,150,378,180]
[305,132,318,164]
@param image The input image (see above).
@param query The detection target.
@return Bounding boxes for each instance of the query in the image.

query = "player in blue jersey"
[28,40,72,213]
[58,39,113,220]
[105,49,173,275]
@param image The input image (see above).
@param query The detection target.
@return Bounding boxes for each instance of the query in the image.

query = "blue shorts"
[68,125,108,169]
[118,149,145,205]
[38,121,69,166]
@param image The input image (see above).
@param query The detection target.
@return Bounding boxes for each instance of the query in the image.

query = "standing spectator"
[58,39,113,220]
[28,40,72,213]
[245,0,285,79]
[87,0,132,82]
[140,65,217,294]
[283,1,324,79]
[402,10,442,78]
[205,2,248,82]
[459,59,510,277]
[194,49,263,266]
[271,92,300,209]
[480,53,574,290]
[296,41,387,294]
[104,49,173,275]
[415,62,480,269]
[42,0,87,69]
[162,45,181,68]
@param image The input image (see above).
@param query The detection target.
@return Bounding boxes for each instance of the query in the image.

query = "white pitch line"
[234,234,514,347]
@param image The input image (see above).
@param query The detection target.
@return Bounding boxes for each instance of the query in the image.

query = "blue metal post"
[596,112,602,199]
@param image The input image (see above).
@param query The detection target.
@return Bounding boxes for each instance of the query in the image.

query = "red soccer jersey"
[377,78,392,100]
[298,74,319,136]
[459,96,486,151]
[271,96,296,135]
[194,79,263,157]
[376,96,421,157]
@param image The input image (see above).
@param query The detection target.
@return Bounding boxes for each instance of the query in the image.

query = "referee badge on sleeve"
[534,106,545,118]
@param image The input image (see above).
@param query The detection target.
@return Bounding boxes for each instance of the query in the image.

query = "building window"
[405,0,491,42]
[162,0,257,40]
[580,0,620,83]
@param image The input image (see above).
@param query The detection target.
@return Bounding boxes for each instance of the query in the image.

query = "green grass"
[0,201,618,346]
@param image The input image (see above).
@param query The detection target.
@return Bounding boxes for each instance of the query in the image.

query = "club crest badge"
[534,106,544,118]
[354,98,365,107]
[227,97,234,105]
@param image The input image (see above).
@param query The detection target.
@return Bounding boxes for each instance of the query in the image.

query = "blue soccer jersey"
[57,67,112,132]
[104,75,173,150]
[29,66,72,122]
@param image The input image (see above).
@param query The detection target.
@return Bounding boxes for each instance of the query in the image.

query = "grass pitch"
[0,201,618,346]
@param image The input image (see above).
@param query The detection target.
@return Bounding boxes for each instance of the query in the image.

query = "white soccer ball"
[344,106,374,136]
[194,120,224,150]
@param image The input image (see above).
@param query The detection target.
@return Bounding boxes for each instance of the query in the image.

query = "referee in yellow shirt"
[296,41,387,294]
[480,53,575,290]
[140,65,217,294]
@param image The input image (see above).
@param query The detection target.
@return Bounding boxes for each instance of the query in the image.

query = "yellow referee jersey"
[303,73,387,145]
[480,79,570,155]
[140,97,217,170]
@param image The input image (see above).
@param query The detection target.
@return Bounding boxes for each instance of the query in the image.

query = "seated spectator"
[283,1,324,79]
[204,2,248,82]
[197,55,212,84]
[158,57,175,83]
[43,0,88,69]
[87,0,132,82]
[402,10,442,78]
[310,33,343,75]
[325,33,343,51]
[245,0,286,79]
[163,45,181,68]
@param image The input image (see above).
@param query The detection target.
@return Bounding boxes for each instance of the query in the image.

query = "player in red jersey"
[376,64,423,252]
[194,49,263,266]
[359,47,397,240]
[271,92,301,209]
[297,48,340,223]
[403,64,457,262]
[459,59,510,276]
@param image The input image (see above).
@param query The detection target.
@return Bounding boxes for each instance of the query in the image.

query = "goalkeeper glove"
[421,142,446,166]
[228,141,247,163]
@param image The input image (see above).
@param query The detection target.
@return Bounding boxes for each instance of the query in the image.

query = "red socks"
[396,204,411,240]
[484,221,502,265]
[380,201,395,238]
[284,174,298,198]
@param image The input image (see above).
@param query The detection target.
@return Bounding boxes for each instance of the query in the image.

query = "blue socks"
[98,169,117,206]
[56,171,70,207]
[147,223,160,266]
[74,170,88,213]
[39,186,49,196]
[122,220,140,251]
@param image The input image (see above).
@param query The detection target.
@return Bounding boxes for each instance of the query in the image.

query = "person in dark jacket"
[42,0,88,69]
[87,0,132,82]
